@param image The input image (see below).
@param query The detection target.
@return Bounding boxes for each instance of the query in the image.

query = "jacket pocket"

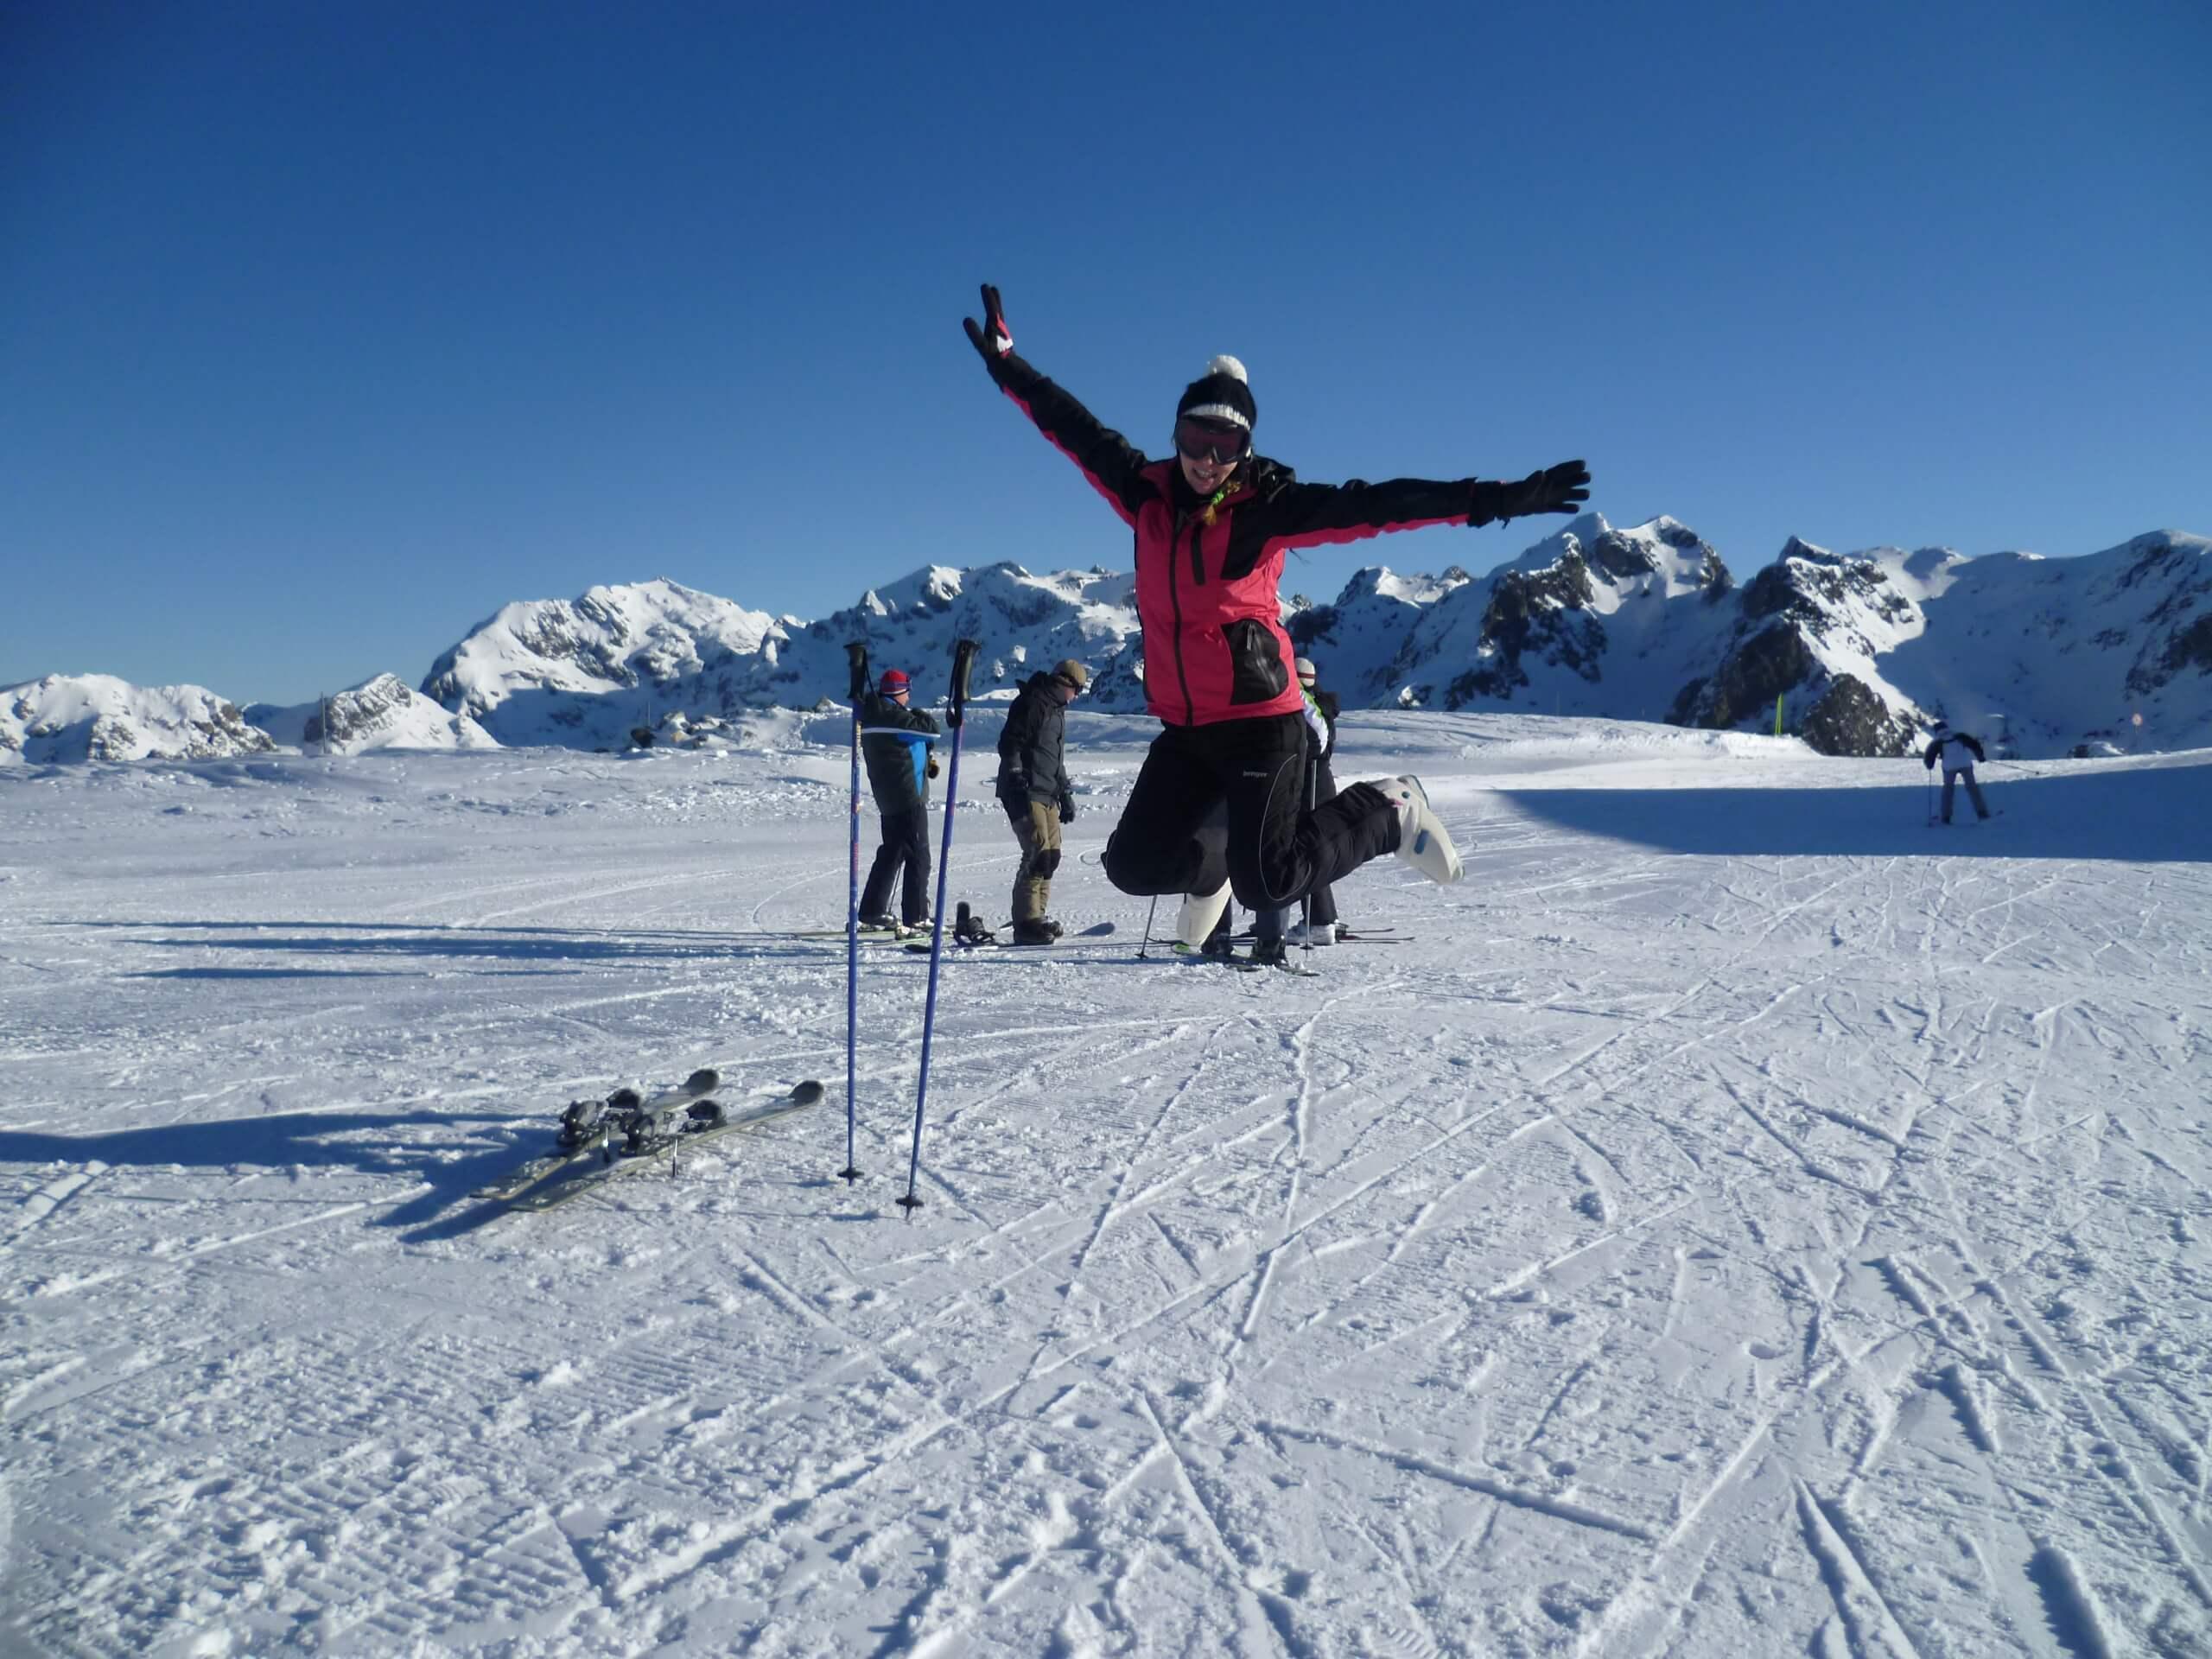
[1224,620,1289,706]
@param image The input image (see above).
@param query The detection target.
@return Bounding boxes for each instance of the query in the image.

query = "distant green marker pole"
[1774,694,1784,738]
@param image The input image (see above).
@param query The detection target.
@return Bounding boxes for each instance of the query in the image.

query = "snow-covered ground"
[3,711,2208,1658]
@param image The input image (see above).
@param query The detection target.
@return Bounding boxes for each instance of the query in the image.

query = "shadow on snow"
[1496,763,2210,864]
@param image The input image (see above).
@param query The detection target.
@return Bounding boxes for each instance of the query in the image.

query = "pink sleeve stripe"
[1262,514,1465,559]
[1002,385,1139,529]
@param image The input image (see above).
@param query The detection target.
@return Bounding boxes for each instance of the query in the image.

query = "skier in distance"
[1923,720,1991,823]
[961,281,1590,917]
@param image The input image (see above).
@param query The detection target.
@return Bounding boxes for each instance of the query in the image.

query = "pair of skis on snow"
[474,1067,823,1213]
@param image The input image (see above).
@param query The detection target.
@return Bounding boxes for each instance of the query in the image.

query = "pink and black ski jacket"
[982,351,1476,728]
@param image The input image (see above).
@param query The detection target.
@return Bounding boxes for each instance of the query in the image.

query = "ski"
[505,1079,826,1213]
[1169,945,1263,974]
[784,926,924,943]
[474,1067,721,1205]
[917,916,1119,953]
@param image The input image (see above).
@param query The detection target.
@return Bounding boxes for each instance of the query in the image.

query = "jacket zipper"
[1166,508,1196,724]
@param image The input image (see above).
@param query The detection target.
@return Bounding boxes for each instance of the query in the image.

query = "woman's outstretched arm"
[963,283,1152,527]
[1253,461,1592,556]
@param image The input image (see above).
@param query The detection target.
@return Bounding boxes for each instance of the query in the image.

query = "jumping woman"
[962,283,1590,920]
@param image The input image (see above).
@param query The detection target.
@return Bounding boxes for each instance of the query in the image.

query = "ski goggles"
[1173,416,1249,466]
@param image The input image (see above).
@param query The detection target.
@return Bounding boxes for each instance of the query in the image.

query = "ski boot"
[1377,776,1463,884]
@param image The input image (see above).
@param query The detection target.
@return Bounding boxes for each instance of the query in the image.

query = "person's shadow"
[1495,763,2208,862]
[0,1109,565,1241]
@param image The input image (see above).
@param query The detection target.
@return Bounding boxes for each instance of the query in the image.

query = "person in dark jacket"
[996,658,1087,944]
[857,668,939,930]
[963,282,1588,918]
[1922,721,1990,823]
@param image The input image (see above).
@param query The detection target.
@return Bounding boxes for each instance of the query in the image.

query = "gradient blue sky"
[6,0,2208,704]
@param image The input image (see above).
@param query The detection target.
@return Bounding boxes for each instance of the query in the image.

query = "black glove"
[1467,460,1591,527]
[926,755,940,779]
[1925,758,1936,771]
[1058,794,1075,823]
[962,283,1013,365]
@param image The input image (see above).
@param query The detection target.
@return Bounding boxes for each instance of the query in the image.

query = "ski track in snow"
[2,721,2209,1657]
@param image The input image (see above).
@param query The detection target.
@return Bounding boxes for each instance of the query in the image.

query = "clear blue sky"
[5,0,2208,704]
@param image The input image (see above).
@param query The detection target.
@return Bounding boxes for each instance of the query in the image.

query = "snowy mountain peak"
[419,578,779,736]
[1,673,276,765]
[18,527,2210,766]
[245,674,498,754]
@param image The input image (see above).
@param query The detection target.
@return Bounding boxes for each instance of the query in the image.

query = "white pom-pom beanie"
[1176,353,1255,433]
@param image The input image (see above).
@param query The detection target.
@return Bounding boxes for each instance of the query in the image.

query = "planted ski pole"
[898,637,980,1219]
[840,641,869,1184]
[1136,894,1159,958]
[1300,754,1319,967]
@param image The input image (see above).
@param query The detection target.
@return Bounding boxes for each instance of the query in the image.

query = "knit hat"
[1176,354,1255,435]
[1052,659,1090,692]
[1294,657,1316,683]
[879,669,910,694]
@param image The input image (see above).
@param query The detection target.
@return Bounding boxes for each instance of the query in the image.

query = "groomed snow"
[3,711,2208,1657]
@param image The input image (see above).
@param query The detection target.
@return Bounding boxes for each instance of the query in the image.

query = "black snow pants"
[1101,714,1398,912]
[860,807,932,926]
[1303,757,1341,928]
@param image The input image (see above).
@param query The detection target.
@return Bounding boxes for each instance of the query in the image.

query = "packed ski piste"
[3,289,2209,1657]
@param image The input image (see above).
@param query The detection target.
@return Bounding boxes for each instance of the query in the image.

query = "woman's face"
[1173,416,1247,496]
[1179,449,1238,494]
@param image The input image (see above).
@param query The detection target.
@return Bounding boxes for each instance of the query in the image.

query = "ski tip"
[791,1079,825,1105]
[684,1067,721,1093]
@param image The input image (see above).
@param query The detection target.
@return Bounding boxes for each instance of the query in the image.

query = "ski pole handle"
[846,641,871,703]
[947,639,980,729]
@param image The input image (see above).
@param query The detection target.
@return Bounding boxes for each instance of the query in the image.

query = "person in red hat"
[857,668,939,932]
[962,282,1590,918]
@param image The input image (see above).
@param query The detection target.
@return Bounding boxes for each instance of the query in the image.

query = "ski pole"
[840,641,869,1184]
[898,637,979,1218]
[1300,753,1318,966]
[1136,894,1159,958]
[1925,771,1935,826]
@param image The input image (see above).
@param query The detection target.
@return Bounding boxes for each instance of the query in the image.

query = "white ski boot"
[1175,880,1233,949]
[1379,776,1463,885]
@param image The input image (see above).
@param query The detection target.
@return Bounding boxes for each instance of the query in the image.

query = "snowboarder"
[858,668,939,930]
[1923,721,1991,823]
[962,281,1588,918]
[996,658,1087,945]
